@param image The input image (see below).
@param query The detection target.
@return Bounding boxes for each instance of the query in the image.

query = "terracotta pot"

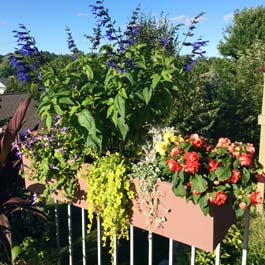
[130,178,236,252]
[23,158,236,252]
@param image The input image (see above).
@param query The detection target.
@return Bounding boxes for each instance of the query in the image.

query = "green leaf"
[192,174,208,193]
[69,105,80,117]
[59,97,75,105]
[114,95,126,118]
[123,72,134,85]
[233,158,239,169]
[172,183,186,197]
[242,167,251,185]
[142,87,153,105]
[77,109,95,132]
[215,167,231,181]
[117,117,128,140]
[151,73,161,89]
[46,115,52,128]
[83,65,94,80]
[54,104,63,115]
[199,196,209,215]
[12,246,22,262]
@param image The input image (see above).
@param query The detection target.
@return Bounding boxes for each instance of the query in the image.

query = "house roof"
[0,93,42,130]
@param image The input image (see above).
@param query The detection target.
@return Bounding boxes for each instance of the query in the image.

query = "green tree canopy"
[218,6,265,58]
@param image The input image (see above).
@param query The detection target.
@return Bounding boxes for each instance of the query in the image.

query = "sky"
[0,0,265,57]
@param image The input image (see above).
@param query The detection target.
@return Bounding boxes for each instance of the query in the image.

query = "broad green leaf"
[199,196,209,216]
[233,158,239,169]
[104,68,112,88]
[215,167,231,181]
[77,109,95,132]
[192,174,208,193]
[142,87,152,105]
[123,72,134,85]
[12,246,22,261]
[46,115,52,128]
[117,117,128,140]
[172,183,186,197]
[135,60,146,69]
[83,65,94,80]
[114,94,126,118]
[151,73,161,90]
[59,97,75,105]
[62,77,71,85]
[54,104,63,115]
[69,105,80,117]
[242,167,250,185]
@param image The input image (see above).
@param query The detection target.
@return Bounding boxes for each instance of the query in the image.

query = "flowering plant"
[155,130,264,217]
[20,116,95,199]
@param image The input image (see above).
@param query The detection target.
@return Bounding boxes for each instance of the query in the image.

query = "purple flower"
[162,37,169,47]
[50,164,56,170]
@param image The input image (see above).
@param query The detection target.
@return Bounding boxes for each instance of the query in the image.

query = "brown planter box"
[23,158,236,252]
[130,178,236,252]
[23,157,88,209]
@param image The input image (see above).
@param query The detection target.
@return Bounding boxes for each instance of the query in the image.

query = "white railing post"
[81,208,86,265]
[148,232,153,265]
[215,243,221,265]
[242,208,250,265]
[168,238,173,265]
[191,246,196,265]
[54,199,61,265]
[68,204,73,265]
[97,217,102,265]
[130,225,134,265]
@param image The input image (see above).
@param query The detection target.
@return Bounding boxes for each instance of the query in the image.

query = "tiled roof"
[0,93,42,130]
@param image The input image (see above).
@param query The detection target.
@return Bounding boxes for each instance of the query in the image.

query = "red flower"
[184,151,200,162]
[183,151,200,174]
[257,67,265,71]
[184,161,200,174]
[227,169,241,184]
[170,146,181,157]
[209,192,227,206]
[239,153,252,166]
[217,137,231,147]
[208,159,219,172]
[239,202,248,210]
[192,189,200,195]
[190,134,203,148]
[246,143,255,156]
[166,158,182,172]
[249,191,262,205]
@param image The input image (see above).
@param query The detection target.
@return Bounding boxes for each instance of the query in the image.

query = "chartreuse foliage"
[83,152,133,263]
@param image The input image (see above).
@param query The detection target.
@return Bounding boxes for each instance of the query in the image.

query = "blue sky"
[0,0,264,57]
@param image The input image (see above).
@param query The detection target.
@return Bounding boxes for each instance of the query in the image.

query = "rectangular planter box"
[23,158,236,252]
[130,178,236,252]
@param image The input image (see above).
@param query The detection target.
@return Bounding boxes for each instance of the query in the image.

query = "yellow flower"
[163,131,177,144]
[155,141,167,156]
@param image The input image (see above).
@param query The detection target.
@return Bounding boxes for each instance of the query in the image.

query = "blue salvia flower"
[9,24,42,82]
[65,26,79,60]
[183,39,209,72]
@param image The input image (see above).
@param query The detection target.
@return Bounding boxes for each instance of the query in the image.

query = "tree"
[218,6,265,58]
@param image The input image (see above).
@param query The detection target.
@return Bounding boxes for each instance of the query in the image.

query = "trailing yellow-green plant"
[84,152,134,263]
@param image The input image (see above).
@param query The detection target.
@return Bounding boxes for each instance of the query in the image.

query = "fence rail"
[51,200,250,265]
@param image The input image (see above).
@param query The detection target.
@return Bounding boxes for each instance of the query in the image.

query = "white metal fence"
[52,199,251,265]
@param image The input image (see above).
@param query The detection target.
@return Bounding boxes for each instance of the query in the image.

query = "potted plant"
[0,96,47,264]
[129,127,264,251]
